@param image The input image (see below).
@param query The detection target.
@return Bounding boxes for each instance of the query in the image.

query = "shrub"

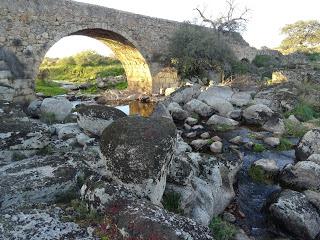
[252,55,273,68]
[37,51,125,83]
[168,23,236,78]
[231,61,250,75]
[209,217,236,240]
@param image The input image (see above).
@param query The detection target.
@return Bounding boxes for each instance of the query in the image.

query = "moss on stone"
[253,143,266,153]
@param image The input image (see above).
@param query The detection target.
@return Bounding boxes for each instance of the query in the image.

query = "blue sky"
[47,0,320,58]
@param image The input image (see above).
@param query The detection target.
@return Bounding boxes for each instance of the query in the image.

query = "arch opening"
[36,28,153,95]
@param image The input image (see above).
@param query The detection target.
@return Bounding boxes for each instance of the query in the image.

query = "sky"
[46,0,320,58]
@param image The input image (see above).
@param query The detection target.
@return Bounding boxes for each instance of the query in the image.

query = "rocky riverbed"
[1,82,320,240]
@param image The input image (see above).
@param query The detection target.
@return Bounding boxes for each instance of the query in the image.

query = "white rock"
[263,137,280,147]
[210,141,223,153]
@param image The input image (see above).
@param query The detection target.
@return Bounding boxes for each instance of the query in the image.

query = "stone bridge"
[0,0,256,102]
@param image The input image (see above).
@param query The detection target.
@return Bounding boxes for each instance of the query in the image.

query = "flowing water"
[218,127,296,239]
[237,150,295,238]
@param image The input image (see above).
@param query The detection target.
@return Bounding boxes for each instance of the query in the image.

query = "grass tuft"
[162,192,183,214]
[209,217,236,240]
[276,138,294,151]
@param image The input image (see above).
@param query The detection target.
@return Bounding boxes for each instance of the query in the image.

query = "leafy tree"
[279,20,320,54]
[168,23,236,78]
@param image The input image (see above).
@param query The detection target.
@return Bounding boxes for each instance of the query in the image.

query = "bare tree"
[195,0,250,33]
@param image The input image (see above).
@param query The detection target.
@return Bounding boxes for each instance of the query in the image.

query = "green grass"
[113,81,128,90]
[253,143,266,152]
[209,217,236,240]
[285,102,320,122]
[284,119,308,137]
[276,138,294,151]
[35,80,67,96]
[162,192,183,214]
[80,84,100,95]
[38,64,124,83]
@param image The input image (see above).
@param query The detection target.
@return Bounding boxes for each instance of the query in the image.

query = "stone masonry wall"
[0,0,257,102]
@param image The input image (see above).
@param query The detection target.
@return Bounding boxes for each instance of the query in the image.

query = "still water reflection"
[113,100,156,117]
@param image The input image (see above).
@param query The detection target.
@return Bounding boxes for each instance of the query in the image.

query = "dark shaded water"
[237,150,295,238]
[216,127,296,238]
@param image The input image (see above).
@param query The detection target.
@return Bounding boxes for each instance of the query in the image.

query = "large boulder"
[81,180,213,240]
[267,190,320,240]
[206,115,239,131]
[77,105,126,136]
[100,116,176,204]
[184,99,213,117]
[280,161,320,192]
[296,129,320,161]
[40,97,73,122]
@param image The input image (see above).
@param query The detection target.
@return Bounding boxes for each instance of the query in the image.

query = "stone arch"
[35,28,153,93]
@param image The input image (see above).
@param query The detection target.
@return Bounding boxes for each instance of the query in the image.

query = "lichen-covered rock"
[150,102,173,121]
[167,102,189,120]
[40,97,73,122]
[0,117,51,151]
[230,91,252,107]
[0,206,95,240]
[100,116,176,204]
[206,114,239,131]
[198,86,234,101]
[53,123,82,140]
[0,154,90,210]
[184,99,213,117]
[27,99,42,118]
[243,104,274,125]
[167,139,243,225]
[198,96,234,117]
[169,85,201,105]
[262,116,285,134]
[296,129,320,161]
[77,105,127,136]
[243,104,285,134]
[280,161,320,192]
[81,179,213,240]
[267,190,320,240]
